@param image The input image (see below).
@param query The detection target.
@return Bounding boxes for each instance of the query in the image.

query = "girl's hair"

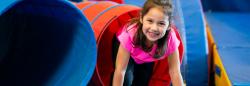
[130,0,173,58]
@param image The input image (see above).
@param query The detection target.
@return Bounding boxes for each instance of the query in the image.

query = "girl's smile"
[146,31,160,38]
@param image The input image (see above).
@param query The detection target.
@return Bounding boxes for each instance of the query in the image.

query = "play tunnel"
[75,1,140,85]
[0,0,96,86]
[75,1,184,85]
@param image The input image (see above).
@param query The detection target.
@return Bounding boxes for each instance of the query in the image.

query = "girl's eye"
[159,23,166,26]
[147,20,153,23]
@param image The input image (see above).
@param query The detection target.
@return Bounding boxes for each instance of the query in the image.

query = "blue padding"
[206,12,250,85]
[181,0,208,85]
[124,0,145,7]
[172,0,188,81]
[0,0,96,86]
[202,0,250,12]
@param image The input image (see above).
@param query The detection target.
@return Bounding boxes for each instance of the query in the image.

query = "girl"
[113,0,184,86]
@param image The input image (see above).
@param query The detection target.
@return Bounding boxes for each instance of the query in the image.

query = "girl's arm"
[113,45,130,86]
[168,49,184,86]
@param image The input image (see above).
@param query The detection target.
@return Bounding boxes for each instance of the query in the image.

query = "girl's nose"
[150,23,158,31]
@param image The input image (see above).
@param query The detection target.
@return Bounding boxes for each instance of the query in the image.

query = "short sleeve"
[116,24,136,52]
[167,29,180,55]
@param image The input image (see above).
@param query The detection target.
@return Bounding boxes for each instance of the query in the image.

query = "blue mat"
[206,12,250,85]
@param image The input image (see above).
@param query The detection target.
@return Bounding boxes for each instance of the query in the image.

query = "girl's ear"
[140,16,143,24]
[140,18,143,24]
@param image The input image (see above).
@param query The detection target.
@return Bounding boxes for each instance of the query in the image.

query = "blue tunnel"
[0,0,96,86]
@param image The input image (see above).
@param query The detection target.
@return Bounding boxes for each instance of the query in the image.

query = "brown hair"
[130,0,173,58]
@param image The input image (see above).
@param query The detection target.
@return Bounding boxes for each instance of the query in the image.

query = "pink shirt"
[116,24,180,64]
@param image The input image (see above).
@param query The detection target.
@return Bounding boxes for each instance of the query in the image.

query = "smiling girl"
[113,0,184,86]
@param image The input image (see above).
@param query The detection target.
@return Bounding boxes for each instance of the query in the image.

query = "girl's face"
[141,7,170,43]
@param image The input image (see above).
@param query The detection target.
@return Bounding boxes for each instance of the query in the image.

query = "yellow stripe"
[206,21,232,86]
[213,45,232,86]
